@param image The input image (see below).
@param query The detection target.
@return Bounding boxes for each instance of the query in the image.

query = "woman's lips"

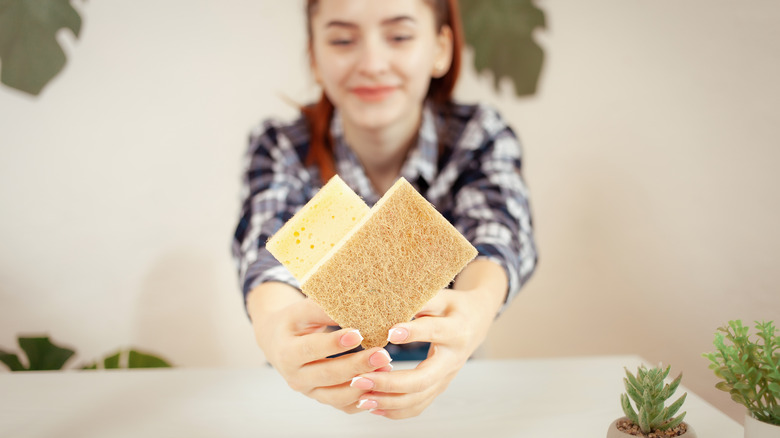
[351,86,396,101]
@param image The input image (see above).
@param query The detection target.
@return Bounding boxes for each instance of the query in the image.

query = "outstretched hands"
[248,259,507,419]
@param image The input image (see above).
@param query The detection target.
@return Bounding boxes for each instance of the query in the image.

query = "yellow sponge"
[300,177,477,349]
[266,175,370,281]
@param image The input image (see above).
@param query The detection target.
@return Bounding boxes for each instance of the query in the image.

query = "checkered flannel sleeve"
[231,120,310,306]
[450,106,538,314]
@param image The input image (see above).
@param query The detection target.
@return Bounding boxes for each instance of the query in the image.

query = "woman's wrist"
[247,282,304,350]
[453,259,509,318]
[247,282,304,320]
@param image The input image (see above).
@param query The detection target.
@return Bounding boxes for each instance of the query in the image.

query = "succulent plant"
[621,365,688,434]
[703,320,780,426]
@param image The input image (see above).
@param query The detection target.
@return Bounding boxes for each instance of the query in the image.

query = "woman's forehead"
[311,0,434,27]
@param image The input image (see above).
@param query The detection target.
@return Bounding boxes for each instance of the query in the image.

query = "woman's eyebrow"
[325,20,357,29]
[381,15,416,26]
[324,15,416,29]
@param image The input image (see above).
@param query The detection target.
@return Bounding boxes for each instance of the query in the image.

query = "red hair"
[302,0,464,182]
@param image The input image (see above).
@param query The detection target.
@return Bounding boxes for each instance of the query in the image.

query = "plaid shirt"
[232,102,537,315]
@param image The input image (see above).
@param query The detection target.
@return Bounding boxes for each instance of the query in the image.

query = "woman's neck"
[341,110,421,196]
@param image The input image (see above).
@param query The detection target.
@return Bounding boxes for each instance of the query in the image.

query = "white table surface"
[0,355,743,438]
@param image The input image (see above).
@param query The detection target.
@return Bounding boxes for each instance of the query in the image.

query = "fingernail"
[350,376,374,390]
[387,327,409,343]
[356,399,378,410]
[369,349,392,368]
[340,329,363,347]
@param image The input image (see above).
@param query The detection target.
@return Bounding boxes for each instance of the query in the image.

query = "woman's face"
[309,0,452,133]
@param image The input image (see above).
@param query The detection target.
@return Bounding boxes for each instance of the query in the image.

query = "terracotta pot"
[606,417,697,438]
[744,413,780,438]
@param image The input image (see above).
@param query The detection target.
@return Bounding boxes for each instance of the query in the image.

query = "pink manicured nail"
[340,329,363,347]
[356,399,378,410]
[350,376,374,390]
[369,349,392,367]
[387,327,409,343]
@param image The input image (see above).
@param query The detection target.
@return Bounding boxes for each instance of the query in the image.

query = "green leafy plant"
[0,335,172,371]
[620,365,688,434]
[81,349,172,370]
[703,320,780,426]
[0,336,76,371]
[459,0,546,96]
[0,0,82,95]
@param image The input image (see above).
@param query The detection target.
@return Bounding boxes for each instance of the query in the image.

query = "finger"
[340,405,365,415]
[354,367,430,395]
[300,347,393,388]
[306,382,368,412]
[387,315,461,346]
[356,387,440,419]
[355,357,457,419]
[378,402,434,420]
[356,350,453,395]
[356,388,431,412]
[281,327,364,371]
[306,362,395,412]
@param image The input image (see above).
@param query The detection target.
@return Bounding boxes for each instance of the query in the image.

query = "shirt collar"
[400,103,438,186]
[330,103,439,204]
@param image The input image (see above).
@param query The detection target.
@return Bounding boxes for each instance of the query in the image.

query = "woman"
[232,0,537,419]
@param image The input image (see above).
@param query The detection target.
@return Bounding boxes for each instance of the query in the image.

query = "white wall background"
[1,0,778,424]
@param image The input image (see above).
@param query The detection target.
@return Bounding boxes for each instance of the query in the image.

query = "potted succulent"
[704,320,780,438]
[607,364,696,437]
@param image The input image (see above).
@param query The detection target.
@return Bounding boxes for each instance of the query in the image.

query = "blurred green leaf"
[128,350,172,368]
[103,352,121,369]
[459,0,545,96]
[18,336,75,370]
[730,391,747,406]
[0,0,81,95]
[715,381,732,392]
[0,350,25,371]
[80,349,172,370]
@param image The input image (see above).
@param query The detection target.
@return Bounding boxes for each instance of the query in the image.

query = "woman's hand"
[247,282,393,414]
[349,259,508,419]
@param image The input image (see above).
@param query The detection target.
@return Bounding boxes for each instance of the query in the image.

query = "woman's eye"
[329,39,354,46]
[390,34,413,43]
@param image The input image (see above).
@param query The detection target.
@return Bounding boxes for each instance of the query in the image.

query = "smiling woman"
[232,0,538,420]
[308,0,452,139]
[302,0,462,184]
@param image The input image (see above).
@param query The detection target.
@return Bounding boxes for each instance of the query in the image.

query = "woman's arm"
[246,282,393,415]
[347,106,538,419]
[234,120,393,413]
[449,104,538,314]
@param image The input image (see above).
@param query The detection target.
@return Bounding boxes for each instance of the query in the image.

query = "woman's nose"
[356,36,390,76]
